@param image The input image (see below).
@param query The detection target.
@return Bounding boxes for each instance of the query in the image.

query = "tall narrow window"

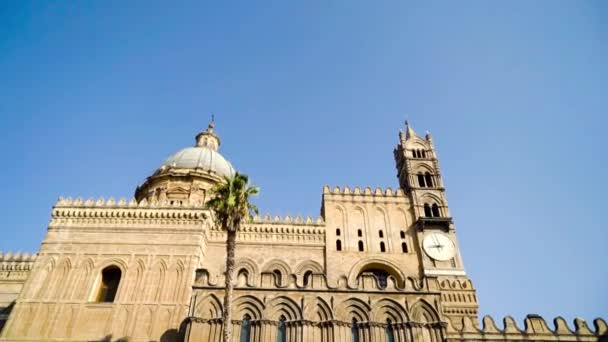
[417,174,426,187]
[425,172,433,187]
[412,150,417,158]
[237,269,249,286]
[273,269,282,286]
[380,242,386,253]
[240,314,252,342]
[351,318,360,342]
[424,204,432,217]
[336,239,342,251]
[432,204,441,217]
[357,229,362,237]
[96,266,121,303]
[421,150,427,158]
[378,230,384,238]
[400,231,405,239]
[336,228,341,236]
[358,241,364,252]
[371,270,388,289]
[385,319,395,342]
[303,270,313,287]
[401,242,408,253]
[277,315,287,342]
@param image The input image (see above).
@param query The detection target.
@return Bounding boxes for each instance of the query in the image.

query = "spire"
[405,120,417,140]
[195,115,221,151]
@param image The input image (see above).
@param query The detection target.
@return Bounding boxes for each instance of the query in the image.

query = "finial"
[209,113,215,130]
[405,119,417,139]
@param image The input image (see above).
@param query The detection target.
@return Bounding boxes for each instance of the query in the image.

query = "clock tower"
[394,121,479,324]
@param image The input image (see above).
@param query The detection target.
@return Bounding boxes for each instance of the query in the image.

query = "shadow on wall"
[600,333,608,342]
[96,329,180,342]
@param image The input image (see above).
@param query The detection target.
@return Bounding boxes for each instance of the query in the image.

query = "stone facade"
[0,121,605,341]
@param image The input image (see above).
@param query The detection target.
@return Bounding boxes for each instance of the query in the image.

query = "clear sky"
[1,1,606,326]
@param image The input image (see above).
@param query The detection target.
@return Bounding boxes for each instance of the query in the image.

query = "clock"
[422,233,455,261]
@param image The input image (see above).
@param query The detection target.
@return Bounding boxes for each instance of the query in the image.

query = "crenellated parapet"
[207,214,325,245]
[50,196,207,228]
[323,185,406,197]
[0,252,37,279]
[447,314,607,341]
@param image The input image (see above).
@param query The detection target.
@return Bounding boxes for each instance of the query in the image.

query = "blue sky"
[1,1,606,324]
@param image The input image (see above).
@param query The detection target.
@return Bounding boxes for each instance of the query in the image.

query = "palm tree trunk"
[223,229,237,342]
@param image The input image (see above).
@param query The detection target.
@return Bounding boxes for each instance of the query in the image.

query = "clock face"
[423,233,456,261]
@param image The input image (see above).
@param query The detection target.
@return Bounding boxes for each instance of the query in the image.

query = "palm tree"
[206,172,259,342]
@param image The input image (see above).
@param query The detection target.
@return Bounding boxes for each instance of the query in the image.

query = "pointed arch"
[233,295,265,320]
[314,297,334,321]
[371,298,408,323]
[335,297,371,322]
[418,193,443,205]
[410,299,440,323]
[264,296,303,321]
[194,293,223,318]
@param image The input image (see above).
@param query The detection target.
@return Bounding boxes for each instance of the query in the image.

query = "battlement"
[0,252,37,267]
[55,196,204,208]
[449,314,607,341]
[249,213,324,225]
[323,185,405,197]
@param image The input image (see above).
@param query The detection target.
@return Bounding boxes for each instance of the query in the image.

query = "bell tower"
[394,120,466,276]
[394,120,479,324]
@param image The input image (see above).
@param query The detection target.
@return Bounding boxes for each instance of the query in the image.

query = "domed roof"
[161,146,235,178]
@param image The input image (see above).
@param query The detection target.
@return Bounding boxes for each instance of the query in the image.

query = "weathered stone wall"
[0,198,208,342]
[0,253,35,332]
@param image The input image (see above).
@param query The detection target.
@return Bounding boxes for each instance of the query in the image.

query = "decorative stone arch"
[413,163,435,174]
[410,299,440,323]
[313,297,333,321]
[51,257,74,300]
[194,293,223,319]
[262,259,292,286]
[29,256,56,300]
[233,257,259,286]
[347,257,406,288]
[74,257,95,300]
[264,295,303,321]
[294,260,323,285]
[405,139,428,150]
[418,193,443,206]
[233,295,265,320]
[335,297,371,322]
[371,298,408,323]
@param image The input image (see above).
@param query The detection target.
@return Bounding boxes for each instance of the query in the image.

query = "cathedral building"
[0,121,604,342]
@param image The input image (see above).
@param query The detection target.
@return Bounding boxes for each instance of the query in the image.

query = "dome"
[161,146,235,178]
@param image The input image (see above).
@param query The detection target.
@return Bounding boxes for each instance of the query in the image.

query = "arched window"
[401,242,408,253]
[303,270,313,287]
[351,318,360,342]
[237,269,249,286]
[96,266,121,303]
[385,319,395,342]
[336,239,342,251]
[273,269,282,286]
[358,241,364,252]
[378,230,384,238]
[240,314,251,342]
[417,174,426,187]
[336,228,341,236]
[277,315,287,342]
[357,229,362,237]
[380,242,386,253]
[371,269,388,289]
[400,231,405,239]
[423,204,432,217]
[432,204,441,217]
[424,172,433,187]
[421,150,427,158]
